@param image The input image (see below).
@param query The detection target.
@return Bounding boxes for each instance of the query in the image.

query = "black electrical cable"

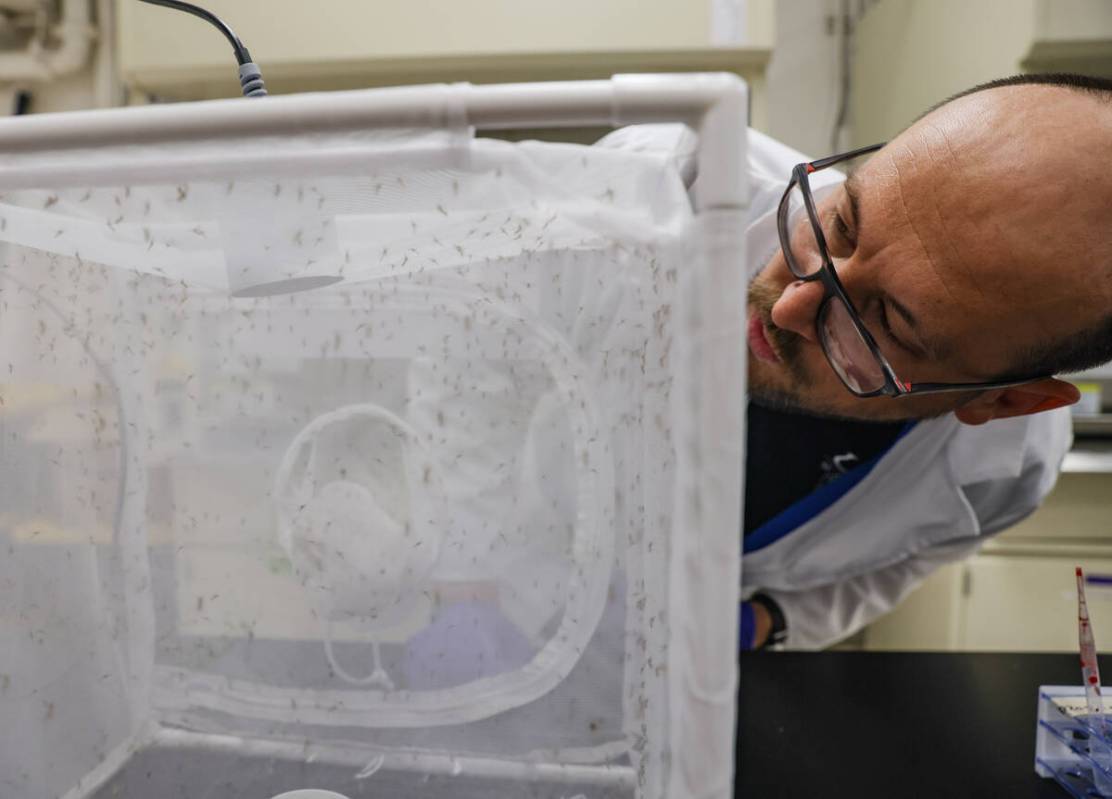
[138,0,267,96]
[12,90,31,116]
[139,0,251,63]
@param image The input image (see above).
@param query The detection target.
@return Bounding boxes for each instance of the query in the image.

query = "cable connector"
[238,62,267,98]
[139,0,267,99]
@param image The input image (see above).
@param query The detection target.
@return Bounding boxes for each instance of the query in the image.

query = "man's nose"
[770,278,824,343]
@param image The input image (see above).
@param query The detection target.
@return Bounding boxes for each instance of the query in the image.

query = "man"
[604,71,1112,649]
[737,73,1112,649]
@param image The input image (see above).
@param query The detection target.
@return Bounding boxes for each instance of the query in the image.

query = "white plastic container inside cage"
[0,76,747,799]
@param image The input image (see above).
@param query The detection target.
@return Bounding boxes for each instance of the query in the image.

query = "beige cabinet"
[861,561,965,650]
[959,555,1112,652]
[865,472,1112,652]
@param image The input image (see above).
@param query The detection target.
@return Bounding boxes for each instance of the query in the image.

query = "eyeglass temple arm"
[898,375,1053,396]
[808,142,886,171]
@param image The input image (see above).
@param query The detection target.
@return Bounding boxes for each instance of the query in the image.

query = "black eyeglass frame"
[777,142,1051,398]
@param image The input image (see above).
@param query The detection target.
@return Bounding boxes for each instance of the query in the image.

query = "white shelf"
[1062,441,1112,474]
[1070,364,1112,380]
[1072,414,1112,438]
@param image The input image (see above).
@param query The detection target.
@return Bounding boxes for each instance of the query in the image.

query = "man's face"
[746,85,1111,422]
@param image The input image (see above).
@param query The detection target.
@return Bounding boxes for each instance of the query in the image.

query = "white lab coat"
[599,125,1073,650]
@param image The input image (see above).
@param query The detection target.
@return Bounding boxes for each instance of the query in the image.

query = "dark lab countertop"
[736,651,1095,799]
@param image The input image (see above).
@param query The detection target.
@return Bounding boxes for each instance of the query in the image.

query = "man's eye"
[879,302,915,357]
[828,213,856,255]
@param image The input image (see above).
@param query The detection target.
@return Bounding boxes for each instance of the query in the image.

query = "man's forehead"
[851,88,1111,277]
[853,153,1081,309]
[888,84,1112,189]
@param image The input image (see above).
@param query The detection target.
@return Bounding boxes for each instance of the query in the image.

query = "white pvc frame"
[11,73,747,799]
[0,74,746,213]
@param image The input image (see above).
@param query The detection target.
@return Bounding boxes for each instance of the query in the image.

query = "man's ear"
[954,378,1080,426]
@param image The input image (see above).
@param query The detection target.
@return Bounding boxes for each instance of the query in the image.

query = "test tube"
[1077,566,1112,795]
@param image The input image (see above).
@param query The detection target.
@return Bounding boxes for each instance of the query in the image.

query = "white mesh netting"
[0,121,741,799]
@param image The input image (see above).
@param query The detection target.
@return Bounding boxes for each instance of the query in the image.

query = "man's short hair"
[925,72,1112,119]
[928,73,1112,379]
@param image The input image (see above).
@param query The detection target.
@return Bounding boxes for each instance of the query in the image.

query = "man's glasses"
[777,143,1049,398]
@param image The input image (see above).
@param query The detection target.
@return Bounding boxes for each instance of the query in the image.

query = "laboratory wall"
[850,0,1112,146]
[849,0,1038,146]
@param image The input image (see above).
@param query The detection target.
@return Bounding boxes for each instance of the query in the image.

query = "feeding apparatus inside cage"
[274,403,443,688]
[219,184,344,297]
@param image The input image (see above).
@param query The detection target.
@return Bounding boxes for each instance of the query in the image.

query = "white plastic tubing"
[152,727,638,790]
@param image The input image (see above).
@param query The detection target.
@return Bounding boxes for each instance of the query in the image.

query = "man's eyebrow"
[887,295,951,360]
[843,174,863,230]
[888,296,919,334]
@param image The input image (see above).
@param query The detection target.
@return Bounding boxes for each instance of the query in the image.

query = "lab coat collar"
[742,414,980,589]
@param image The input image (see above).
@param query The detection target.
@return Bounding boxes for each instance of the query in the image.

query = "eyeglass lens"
[778,181,889,395]
[819,296,887,394]
[778,183,824,279]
